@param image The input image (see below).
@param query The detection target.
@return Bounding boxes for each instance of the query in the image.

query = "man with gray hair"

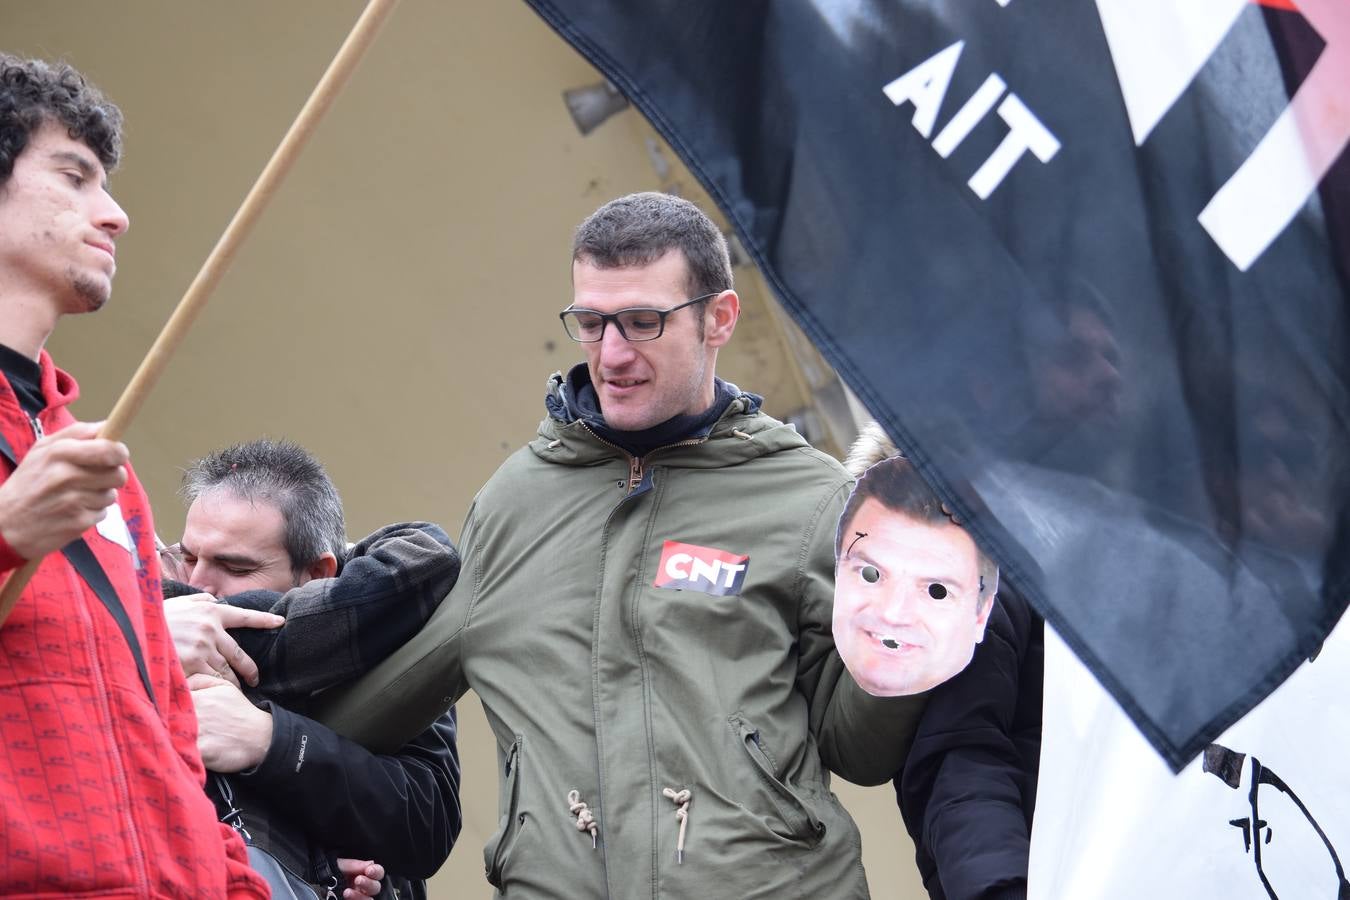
[177,437,347,598]
[316,192,924,898]
[163,438,463,900]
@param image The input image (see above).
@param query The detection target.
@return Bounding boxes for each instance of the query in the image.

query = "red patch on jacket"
[654,540,750,596]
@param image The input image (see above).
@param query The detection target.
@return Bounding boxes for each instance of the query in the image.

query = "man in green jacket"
[318,192,924,898]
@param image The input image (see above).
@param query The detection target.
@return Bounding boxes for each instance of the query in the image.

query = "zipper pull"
[29,415,43,440]
[313,853,341,900]
[628,455,644,491]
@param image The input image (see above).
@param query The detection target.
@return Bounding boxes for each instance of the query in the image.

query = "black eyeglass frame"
[558,292,720,343]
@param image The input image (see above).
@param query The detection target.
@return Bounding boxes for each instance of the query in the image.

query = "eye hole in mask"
[861,565,880,584]
[927,583,948,600]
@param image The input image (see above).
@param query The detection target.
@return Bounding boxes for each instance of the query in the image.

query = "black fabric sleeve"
[242,702,462,878]
[897,591,1039,900]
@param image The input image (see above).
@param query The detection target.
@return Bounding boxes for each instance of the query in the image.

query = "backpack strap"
[0,426,157,708]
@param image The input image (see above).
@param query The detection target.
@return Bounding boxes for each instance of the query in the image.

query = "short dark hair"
[572,192,734,300]
[0,55,122,188]
[181,439,346,575]
[837,425,999,605]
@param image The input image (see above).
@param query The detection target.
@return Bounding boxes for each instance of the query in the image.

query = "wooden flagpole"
[0,0,401,625]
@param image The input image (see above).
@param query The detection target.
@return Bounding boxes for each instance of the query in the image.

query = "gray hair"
[181,439,346,574]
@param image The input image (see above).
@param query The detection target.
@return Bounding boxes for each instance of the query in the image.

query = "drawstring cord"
[662,787,692,863]
[567,790,599,849]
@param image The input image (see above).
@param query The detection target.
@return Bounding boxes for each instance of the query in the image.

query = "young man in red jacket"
[0,54,267,898]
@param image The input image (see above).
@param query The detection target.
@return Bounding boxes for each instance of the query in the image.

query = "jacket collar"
[0,348,80,426]
[531,366,808,469]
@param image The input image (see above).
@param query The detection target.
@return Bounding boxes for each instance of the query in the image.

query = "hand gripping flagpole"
[0,0,401,626]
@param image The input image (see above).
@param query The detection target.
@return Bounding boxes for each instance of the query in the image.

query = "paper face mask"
[833,456,995,697]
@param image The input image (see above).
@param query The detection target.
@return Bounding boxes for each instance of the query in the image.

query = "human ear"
[973,594,995,644]
[704,290,740,348]
[305,552,338,582]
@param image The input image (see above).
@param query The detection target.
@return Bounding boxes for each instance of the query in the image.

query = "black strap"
[61,537,158,707]
[0,425,157,708]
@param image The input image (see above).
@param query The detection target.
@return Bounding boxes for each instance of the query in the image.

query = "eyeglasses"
[559,293,719,343]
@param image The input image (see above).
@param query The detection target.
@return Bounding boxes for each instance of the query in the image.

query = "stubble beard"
[69,267,110,313]
[642,357,710,431]
[601,344,713,431]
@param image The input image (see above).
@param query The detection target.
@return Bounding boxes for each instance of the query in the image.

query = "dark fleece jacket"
[895,585,1043,900]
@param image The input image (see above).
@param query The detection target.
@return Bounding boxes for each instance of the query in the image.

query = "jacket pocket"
[483,735,525,889]
[730,715,826,847]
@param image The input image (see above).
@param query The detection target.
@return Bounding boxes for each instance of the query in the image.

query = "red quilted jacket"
[0,351,268,899]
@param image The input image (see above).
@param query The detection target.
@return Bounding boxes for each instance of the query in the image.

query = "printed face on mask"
[833,499,992,696]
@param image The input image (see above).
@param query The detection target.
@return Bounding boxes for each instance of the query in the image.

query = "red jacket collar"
[37,348,80,410]
[0,348,80,423]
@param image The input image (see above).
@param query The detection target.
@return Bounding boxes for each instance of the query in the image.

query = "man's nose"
[877,587,920,625]
[598,320,637,362]
[95,188,130,238]
[187,561,216,598]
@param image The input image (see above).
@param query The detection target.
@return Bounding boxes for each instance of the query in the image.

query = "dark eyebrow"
[845,546,971,593]
[210,554,263,569]
[843,545,882,570]
[178,540,262,569]
[49,150,106,190]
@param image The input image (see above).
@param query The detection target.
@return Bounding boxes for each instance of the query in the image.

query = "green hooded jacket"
[317,375,924,898]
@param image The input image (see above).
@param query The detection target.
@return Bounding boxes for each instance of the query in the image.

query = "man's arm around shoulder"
[229,522,460,701]
[794,476,927,784]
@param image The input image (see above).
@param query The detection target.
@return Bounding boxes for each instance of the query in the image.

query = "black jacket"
[236,705,461,900]
[169,521,463,898]
[894,586,1043,900]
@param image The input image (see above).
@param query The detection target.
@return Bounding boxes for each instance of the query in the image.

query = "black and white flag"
[525,0,1350,769]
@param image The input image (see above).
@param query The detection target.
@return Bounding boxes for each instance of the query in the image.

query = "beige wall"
[2,2,922,896]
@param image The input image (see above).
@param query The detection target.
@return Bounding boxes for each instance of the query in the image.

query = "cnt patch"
[654,540,750,597]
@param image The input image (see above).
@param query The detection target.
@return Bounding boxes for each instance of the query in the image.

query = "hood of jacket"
[0,348,81,425]
[531,367,809,471]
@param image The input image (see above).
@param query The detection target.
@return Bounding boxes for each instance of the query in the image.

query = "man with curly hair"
[0,54,267,897]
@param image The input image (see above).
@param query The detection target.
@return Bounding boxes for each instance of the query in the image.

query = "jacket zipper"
[577,424,645,493]
[575,421,711,894]
[576,424,708,494]
[71,558,152,893]
[645,437,706,459]
[7,408,149,890]
[630,437,707,491]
